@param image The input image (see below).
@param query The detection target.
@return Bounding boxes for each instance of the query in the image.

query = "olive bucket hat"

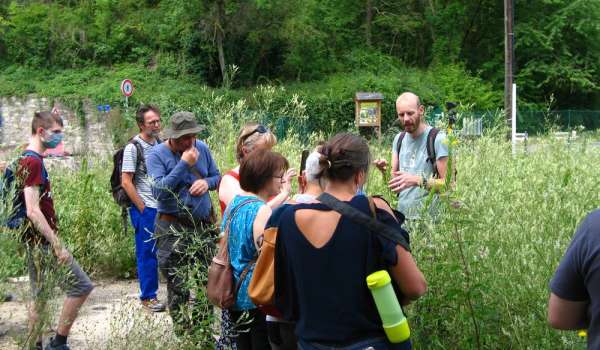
[163,111,204,139]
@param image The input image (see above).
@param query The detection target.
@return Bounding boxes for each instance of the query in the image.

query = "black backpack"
[396,127,440,177]
[1,150,46,229]
[110,139,145,208]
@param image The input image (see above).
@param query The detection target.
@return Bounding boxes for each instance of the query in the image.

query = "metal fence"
[430,110,600,136]
[194,107,599,141]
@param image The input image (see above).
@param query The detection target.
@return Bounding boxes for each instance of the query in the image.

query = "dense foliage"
[0,0,599,109]
[0,63,501,138]
[0,93,598,348]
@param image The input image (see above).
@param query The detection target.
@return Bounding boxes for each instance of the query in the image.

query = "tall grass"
[0,93,598,349]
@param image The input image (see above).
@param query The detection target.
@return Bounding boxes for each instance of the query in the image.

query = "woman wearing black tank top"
[273,133,427,350]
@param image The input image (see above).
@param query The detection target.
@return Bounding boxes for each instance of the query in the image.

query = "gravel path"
[0,279,174,349]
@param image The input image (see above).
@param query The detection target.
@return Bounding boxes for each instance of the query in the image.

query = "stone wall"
[0,96,114,160]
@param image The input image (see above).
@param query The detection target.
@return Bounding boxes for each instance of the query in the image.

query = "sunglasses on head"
[244,125,269,140]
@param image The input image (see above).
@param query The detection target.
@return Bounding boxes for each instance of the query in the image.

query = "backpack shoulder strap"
[223,198,262,237]
[222,197,262,294]
[395,132,406,158]
[426,127,440,177]
[316,193,410,252]
[20,150,47,181]
[130,139,146,174]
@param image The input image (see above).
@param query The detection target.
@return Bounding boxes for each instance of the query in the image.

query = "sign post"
[355,92,383,140]
[120,79,134,109]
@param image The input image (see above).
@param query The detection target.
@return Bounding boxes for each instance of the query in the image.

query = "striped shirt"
[121,135,158,208]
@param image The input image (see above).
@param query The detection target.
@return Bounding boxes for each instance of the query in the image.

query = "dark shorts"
[26,244,94,299]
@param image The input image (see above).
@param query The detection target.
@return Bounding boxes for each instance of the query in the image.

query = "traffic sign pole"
[120,79,134,110]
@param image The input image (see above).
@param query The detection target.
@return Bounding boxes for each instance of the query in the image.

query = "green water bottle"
[366,270,410,343]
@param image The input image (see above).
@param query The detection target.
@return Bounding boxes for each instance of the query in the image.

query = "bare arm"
[548,293,589,330]
[252,205,272,250]
[390,246,427,303]
[24,186,58,245]
[418,156,450,192]
[218,174,242,209]
[267,168,297,209]
[121,172,144,212]
[436,156,448,180]
[24,186,70,263]
[373,197,427,302]
[391,148,399,173]
[267,192,289,209]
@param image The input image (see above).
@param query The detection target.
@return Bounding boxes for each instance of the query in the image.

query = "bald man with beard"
[374,92,449,220]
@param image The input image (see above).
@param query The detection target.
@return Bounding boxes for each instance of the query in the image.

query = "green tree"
[516,0,600,108]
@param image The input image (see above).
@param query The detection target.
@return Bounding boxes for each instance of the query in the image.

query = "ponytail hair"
[318,133,370,182]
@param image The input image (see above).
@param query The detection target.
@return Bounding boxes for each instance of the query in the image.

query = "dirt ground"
[0,278,173,349]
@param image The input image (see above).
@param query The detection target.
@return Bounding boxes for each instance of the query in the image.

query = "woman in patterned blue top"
[221,149,290,350]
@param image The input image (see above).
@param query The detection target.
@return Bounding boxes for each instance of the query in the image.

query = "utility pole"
[504,0,514,139]
[365,0,373,47]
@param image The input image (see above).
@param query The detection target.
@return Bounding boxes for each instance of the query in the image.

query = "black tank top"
[274,195,406,345]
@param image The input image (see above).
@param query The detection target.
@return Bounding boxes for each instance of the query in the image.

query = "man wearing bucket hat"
[145,111,221,333]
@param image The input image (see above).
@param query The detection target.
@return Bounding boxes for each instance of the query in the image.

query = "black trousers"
[267,320,298,350]
[154,218,213,334]
[230,308,270,350]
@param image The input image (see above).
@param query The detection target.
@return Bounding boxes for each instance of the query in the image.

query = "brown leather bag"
[207,198,259,309]
[246,195,395,307]
[248,226,278,306]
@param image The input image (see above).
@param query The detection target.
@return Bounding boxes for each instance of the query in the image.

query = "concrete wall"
[0,96,114,160]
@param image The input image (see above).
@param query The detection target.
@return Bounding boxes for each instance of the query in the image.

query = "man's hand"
[189,179,209,196]
[389,171,421,193]
[373,159,388,173]
[182,146,199,166]
[281,168,297,194]
[53,244,72,265]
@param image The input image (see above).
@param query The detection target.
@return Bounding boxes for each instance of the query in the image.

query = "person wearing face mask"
[17,111,94,350]
[273,133,427,350]
[120,105,166,313]
[373,92,449,220]
[145,111,221,334]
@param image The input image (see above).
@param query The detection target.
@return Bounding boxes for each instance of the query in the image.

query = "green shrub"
[0,88,594,349]
[0,63,500,145]
[52,158,135,278]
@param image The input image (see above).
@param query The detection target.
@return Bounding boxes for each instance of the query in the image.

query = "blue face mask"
[42,130,64,149]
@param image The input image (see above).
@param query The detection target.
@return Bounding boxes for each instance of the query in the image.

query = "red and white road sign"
[120,79,134,97]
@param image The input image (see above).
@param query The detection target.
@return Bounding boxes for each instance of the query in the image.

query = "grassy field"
[1,97,598,349]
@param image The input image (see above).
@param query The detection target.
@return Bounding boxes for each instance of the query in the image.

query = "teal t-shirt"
[222,195,265,311]
[392,126,448,219]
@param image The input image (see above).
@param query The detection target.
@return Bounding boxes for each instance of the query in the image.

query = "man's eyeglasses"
[243,125,269,141]
[272,175,285,183]
[146,120,161,126]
